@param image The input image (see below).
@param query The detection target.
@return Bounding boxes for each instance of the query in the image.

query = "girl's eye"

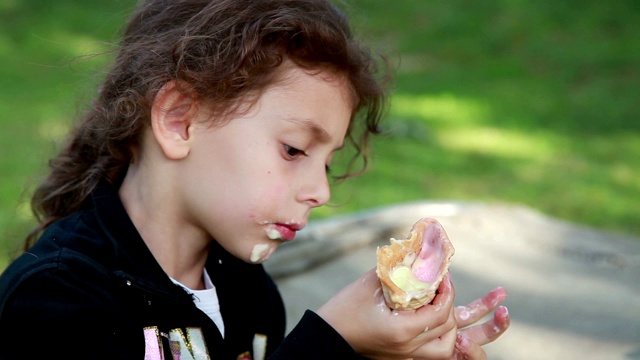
[283,144,307,158]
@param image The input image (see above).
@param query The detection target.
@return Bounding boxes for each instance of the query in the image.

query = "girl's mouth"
[265,223,300,241]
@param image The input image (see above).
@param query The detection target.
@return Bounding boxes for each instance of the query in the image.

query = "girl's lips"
[263,222,303,242]
[274,223,297,241]
[265,223,302,241]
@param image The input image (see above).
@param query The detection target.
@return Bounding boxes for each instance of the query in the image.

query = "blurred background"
[1,0,639,271]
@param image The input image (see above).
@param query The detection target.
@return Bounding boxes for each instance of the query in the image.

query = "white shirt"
[170,269,225,338]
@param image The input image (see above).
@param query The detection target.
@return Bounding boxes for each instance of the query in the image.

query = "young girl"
[0,0,509,359]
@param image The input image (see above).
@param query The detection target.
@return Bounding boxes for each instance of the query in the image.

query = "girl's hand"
[450,287,511,360]
[317,268,458,359]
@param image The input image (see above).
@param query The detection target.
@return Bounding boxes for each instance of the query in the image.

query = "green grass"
[318,0,640,235]
[1,0,639,268]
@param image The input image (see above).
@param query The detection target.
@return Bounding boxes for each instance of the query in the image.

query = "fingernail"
[495,286,508,298]
[496,305,509,320]
[496,306,510,327]
[456,332,470,351]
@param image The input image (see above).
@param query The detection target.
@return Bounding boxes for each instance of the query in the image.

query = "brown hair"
[26,0,389,249]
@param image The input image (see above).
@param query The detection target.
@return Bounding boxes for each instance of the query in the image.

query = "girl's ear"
[150,80,196,160]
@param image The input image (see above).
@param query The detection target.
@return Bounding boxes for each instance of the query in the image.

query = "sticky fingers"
[454,332,486,360]
[393,274,455,342]
[428,273,455,312]
[459,305,510,346]
[452,287,510,358]
[455,286,507,328]
[410,320,458,360]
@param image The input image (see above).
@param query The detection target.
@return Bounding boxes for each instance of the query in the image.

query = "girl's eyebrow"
[286,118,329,142]
[285,118,345,150]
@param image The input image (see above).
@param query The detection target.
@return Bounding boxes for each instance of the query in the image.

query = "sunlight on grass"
[391,93,490,125]
[391,93,555,161]
[60,33,111,59]
[437,127,556,161]
[0,0,17,12]
[612,163,634,187]
[34,30,113,60]
[14,201,32,222]
[38,121,71,143]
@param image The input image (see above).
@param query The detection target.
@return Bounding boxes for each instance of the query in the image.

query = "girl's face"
[180,65,353,263]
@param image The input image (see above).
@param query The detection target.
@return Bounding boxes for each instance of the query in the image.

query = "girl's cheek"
[258,181,288,204]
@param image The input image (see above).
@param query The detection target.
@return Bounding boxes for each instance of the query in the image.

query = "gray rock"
[266,201,640,360]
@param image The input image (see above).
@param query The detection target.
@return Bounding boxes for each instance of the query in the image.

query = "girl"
[0,0,509,359]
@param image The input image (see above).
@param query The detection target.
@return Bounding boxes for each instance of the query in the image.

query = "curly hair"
[26,0,390,249]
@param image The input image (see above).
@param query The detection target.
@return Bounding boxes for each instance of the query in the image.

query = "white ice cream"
[265,226,282,240]
[250,243,272,263]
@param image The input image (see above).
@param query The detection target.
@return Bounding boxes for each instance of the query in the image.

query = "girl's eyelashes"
[283,144,307,159]
[282,144,331,174]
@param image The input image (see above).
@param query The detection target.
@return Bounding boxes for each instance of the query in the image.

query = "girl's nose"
[297,167,331,208]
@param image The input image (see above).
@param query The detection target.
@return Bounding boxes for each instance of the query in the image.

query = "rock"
[266,201,640,360]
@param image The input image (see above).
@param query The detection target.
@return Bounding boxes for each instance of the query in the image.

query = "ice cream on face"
[250,223,297,263]
[266,227,281,240]
[250,243,273,263]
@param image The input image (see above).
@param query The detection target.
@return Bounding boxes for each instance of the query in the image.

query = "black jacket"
[0,181,358,359]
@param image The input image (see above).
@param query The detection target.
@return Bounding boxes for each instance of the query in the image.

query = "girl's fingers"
[455,287,507,328]
[459,305,510,346]
[453,332,487,360]
[411,324,458,360]
[424,273,455,312]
